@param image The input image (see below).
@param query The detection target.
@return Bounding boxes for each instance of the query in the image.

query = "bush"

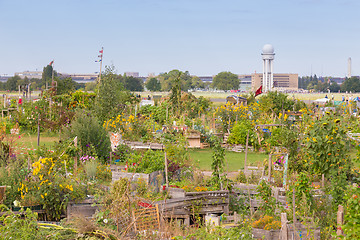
[62,110,111,162]
[227,120,256,146]
[127,150,165,174]
[252,215,281,230]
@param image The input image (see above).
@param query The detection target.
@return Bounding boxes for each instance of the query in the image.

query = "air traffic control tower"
[262,44,275,92]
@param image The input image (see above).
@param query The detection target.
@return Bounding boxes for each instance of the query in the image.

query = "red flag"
[49,60,54,66]
[255,85,262,97]
[99,49,103,54]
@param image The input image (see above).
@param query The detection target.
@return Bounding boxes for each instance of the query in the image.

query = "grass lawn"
[188,149,267,171]
[15,133,59,152]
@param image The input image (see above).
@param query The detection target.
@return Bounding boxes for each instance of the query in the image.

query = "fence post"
[268,154,272,182]
[244,130,249,172]
[337,205,344,236]
[281,212,288,240]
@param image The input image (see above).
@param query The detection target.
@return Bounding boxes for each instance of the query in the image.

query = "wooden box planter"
[12,205,43,211]
[252,228,280,239]
[252,225,321,240]
[186,134,201,148]
[157,190,229,226]
[67,198,98,219]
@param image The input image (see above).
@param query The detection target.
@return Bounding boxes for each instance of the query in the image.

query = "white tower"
[262,44,275,92]
[347,57,352,78]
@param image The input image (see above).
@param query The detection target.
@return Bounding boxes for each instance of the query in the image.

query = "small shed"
[226,95,247,106]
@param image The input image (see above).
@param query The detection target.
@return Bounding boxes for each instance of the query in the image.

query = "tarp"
[314,98,330,103]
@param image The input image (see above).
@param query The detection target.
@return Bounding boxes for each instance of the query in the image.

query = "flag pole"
[51,60,54,87]
[99,47,103,83]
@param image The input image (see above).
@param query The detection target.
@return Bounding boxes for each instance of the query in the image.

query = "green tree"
[258,91,303,115]
[329,81,340,92]
[5,75,21,91]
[211,71,239,90]
[122,76,144,91]
[341,77,360,92]
[94,66,135,122]
[191,76,205,89]
[169,73,182,116]
[145,77,161,91]
[56,77,77,95]
[85,81,97,92]
[42,65,57,89]
[158,70,192,91]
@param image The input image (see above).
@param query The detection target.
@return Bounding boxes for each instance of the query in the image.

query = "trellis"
[132,205,160,232]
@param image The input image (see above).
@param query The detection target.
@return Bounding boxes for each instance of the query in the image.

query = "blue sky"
[1,0,360,77]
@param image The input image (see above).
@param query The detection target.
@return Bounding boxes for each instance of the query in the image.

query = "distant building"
[14,71,42,79]
[124,72,139,78]
[238,75,252,91]
[318,77,347,85]
[251,73,298,91]
[59,73,98,83]
[0,76,11,82]
[198,76,213,84]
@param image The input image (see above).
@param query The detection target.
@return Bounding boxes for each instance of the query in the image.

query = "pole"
[268,154,272,182]
[281,212,288,240]
[293,188,296,228]
[51,60,54,87]
[74,136,78,174]
[244,130,249,172]
[37,114,40,147]
[99,47,103,83]
[337,205,344,236]
[164,151,169,187]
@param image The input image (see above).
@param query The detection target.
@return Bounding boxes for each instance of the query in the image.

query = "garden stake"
[37,113,40,147]
[74,136,78,174]
[244,130,249,172]
[164,152,169,187]
[281,212,288,240]
[337,205,344,236]
[293,188,296,237]
[268,154,272,182]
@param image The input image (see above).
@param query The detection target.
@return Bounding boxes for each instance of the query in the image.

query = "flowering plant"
[80,155,96,163]
[18,157,85,220]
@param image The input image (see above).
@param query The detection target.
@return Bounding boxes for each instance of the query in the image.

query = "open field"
[192,91,352,101]
[14,133,59,152]
[137,91,355,102]
[188,149,267,171]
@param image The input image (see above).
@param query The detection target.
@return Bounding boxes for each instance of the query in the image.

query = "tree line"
[4,66,245,92]
[298,75,360,92]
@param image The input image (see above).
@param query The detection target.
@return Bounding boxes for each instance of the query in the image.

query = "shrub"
[227,120,256,146]
[62,110,111,162]
[127,150,165,174]
[252,215,281,230]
